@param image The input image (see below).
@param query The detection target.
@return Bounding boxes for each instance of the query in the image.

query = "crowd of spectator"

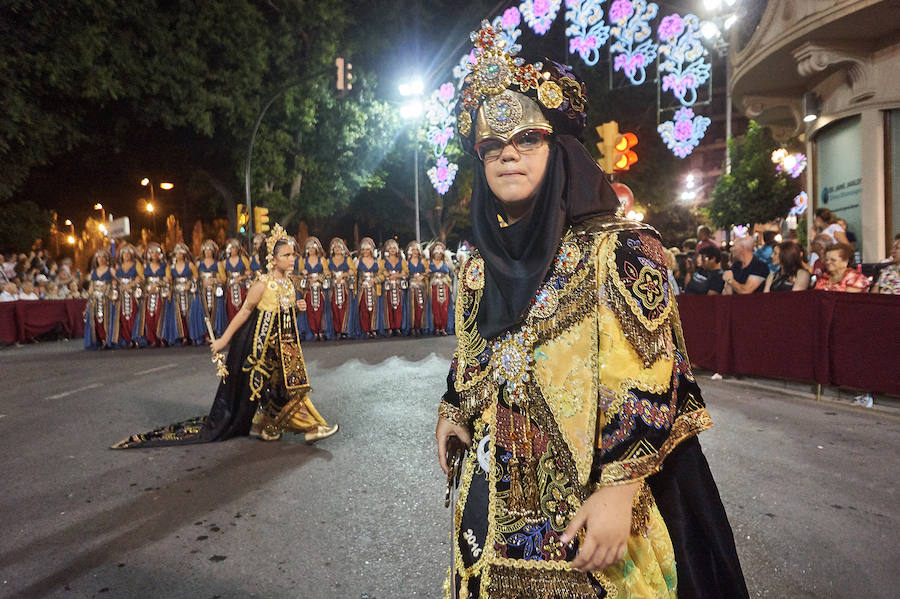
[670,214,900,299]
[0,251,90,302]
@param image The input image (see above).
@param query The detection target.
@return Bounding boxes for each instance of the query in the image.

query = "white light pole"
[399,77,425,242]
[702,1,741,174]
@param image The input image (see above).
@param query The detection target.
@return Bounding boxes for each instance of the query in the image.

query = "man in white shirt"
[0,282,18,301]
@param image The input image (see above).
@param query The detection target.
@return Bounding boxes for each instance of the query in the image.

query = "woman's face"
[333,246,344,257]
[273,244,296,273]
[825,250,848,277]
[891,240,900,264]
[362,247,373,258]
[484,138,550,213]
[175,250,186,261]
[204,249,214,260]
[432,245,445,259]
[121,249,133,262]
[409,248,419,260]
[772,246,781,266]
[814,216,826,230]
[97,255,108,267]
[307,246,318,257]
[388,245,398,257]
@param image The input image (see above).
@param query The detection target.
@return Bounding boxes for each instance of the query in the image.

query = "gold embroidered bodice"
[256,275,296,312]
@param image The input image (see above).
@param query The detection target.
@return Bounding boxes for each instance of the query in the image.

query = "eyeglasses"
[475,129,550,162]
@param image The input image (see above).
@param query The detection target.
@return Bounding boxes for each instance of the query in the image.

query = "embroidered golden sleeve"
[592,229,711,486]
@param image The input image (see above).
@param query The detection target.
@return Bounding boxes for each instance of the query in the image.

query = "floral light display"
[424,82,460,195]
[609,0,659,85]
[789,191,808,216]
[657,107,710,158]
[564,0,611,66]
[771,149,808,178]
[731,224,750,238]
[433,0,725,194]
[521,0,562,35]
[657,13,710,107]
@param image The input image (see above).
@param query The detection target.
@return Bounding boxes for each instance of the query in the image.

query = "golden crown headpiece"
[456,21,588,154]
[265,223,292,265]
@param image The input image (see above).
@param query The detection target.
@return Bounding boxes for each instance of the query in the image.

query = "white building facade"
[730,0,900,261]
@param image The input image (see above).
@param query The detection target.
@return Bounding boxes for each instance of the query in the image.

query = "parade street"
[1,338,897,599]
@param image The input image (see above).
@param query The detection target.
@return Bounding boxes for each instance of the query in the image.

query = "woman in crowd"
[136,242,171,347]
[356,237,384,339]
[197,239,226,339]
[328,237,356,340]
[435,22,747,598]
[112,224,339,448]
[815,208,851,246]
[406,240,429,336]
[222,238,250,324]
[427,240,453,336]
[814,243,869,292]
[111,244,143,348]
[382,239,408,336]
[764,240,810,292]
[249,233,266,278]
[164,242,202,346]
[871,237,900,294]
[300,236,331,341]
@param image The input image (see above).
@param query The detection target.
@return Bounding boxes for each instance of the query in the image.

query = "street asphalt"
[0,337,897,598]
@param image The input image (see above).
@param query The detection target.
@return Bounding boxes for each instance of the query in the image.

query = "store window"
[815,116,863,256]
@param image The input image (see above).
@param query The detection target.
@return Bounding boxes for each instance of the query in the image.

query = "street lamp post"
[701,0,741,175]
[399,77,425,242]
[140,178,173,240]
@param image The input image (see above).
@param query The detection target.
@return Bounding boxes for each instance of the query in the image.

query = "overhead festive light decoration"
[772,149,808,178]
[658,13,710,107]
[732,224,750,238]
[789,191,808,216]
[609,0,659,85]
[658,107,710,158]
[520,0,562,35]
[565,0,611,66]
[424,82,460,195]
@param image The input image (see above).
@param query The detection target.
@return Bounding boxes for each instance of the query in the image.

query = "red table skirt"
[677,291,900,396]
[0,299,87,344]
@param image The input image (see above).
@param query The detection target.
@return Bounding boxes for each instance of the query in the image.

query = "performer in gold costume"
[112,224,338,448]
[435,22,747,599]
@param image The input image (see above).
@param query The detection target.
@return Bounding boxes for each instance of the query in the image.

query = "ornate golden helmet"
[225,238,243,256]
[456,21,588,155]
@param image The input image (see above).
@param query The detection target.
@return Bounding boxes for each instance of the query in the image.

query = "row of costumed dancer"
[84,235,455,349]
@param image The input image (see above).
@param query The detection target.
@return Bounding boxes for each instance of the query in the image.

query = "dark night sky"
[19,0,757,229]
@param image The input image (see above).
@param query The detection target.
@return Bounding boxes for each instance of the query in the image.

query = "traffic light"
[596,121,621,173]
[614,131,638,171]
[335,57,352,95]
[236,204,249,234]
[253,206,270,234]
[596,121,639,173]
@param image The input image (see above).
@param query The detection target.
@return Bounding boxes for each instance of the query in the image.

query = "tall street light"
[399,77,425,242]
[701,0,741,174]
[140,178,173,239]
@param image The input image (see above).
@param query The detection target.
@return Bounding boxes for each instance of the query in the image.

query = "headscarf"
[470,134,619,339]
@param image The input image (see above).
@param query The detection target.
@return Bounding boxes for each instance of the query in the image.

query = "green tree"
[0,201,53,253]
[707,120,801,229]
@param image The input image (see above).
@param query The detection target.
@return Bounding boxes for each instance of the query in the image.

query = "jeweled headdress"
[145,242,164,261]
[457,21,588,154]
[265,223,292,267]
[359,237,376,253]
[172,242,192,262]
[225,238,244,256]
[200,239,219,258]
[329,237,349,255]
[304,236,325,257]
[406,240,422,258]
[382,239,400,255]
